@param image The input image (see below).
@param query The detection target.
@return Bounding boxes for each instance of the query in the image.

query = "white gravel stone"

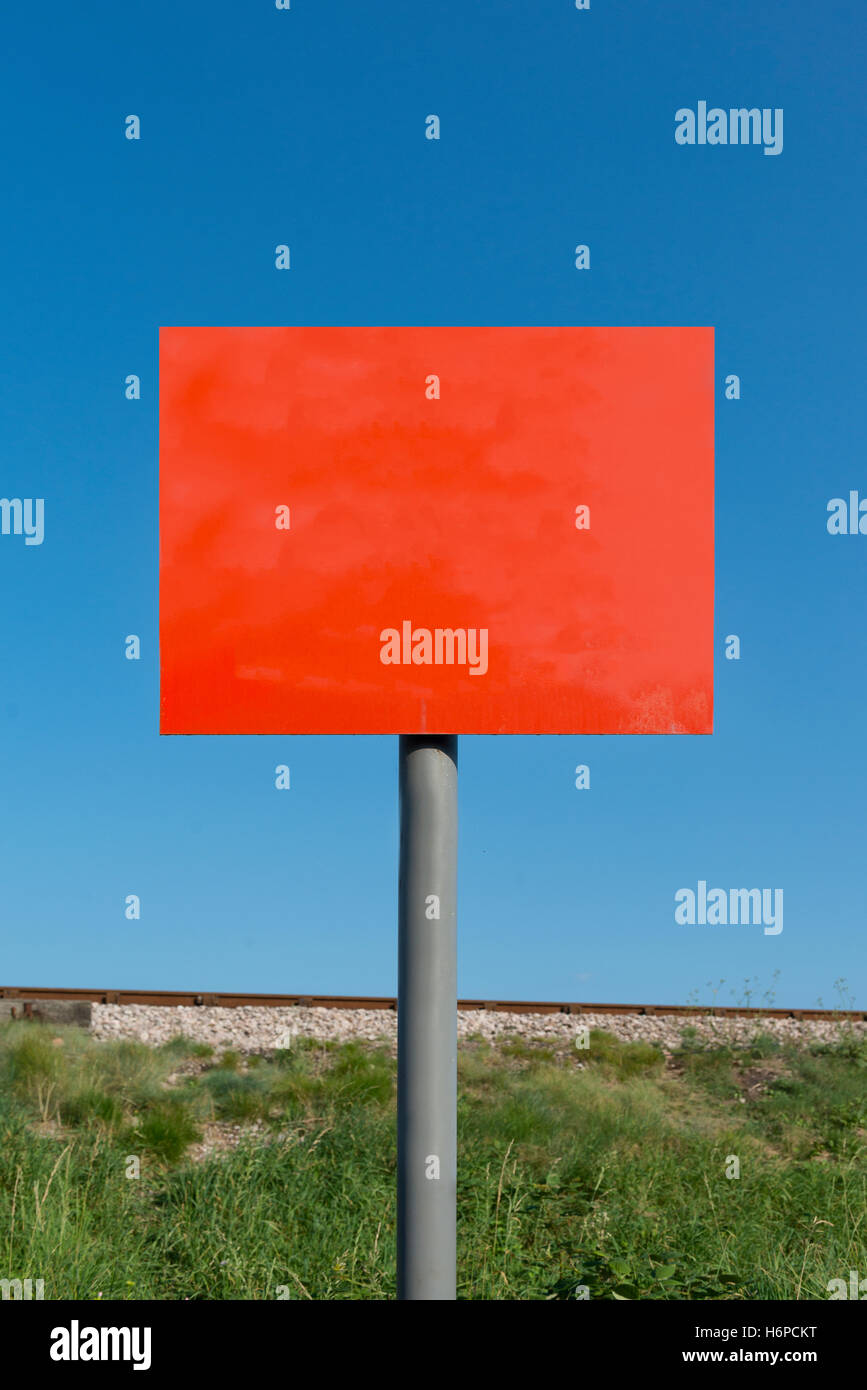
[89,1004,866,1055]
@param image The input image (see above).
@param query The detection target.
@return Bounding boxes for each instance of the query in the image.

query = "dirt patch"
[738,1067,781,1095]
[28,1118,72,1141]
[735,1059,792,1099]
[186,1120,267,1162]
[184,1116,325,1163]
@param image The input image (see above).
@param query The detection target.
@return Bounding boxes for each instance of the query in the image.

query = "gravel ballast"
[90,1003,866,1055]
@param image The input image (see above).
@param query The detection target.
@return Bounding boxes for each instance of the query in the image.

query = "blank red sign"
[159,327,713,735]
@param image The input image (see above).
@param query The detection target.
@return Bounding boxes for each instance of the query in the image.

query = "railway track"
[1,985,862,1021]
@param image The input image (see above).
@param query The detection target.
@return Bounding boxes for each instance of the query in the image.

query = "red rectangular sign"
[159,327,713,734]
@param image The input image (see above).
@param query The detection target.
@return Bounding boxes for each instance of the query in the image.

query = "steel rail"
[0,985,862,1021]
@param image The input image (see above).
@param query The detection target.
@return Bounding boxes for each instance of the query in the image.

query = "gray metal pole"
[397,734,458,1301]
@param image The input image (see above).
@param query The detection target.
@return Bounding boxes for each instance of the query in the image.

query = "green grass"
[0,1019,864,1300]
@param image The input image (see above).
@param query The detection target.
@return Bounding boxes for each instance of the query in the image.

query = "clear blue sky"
[1,1,864,1009]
